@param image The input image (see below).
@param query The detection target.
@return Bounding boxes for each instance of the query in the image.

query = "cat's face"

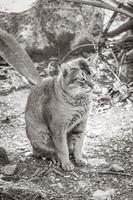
[59,58,93,96]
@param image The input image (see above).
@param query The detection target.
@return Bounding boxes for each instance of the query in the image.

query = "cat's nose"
[87,80,94,89]
[86,76,94,88]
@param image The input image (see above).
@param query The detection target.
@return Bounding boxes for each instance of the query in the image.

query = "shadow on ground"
[0,84,133,200]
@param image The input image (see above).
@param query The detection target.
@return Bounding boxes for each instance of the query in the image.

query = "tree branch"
[66,0,133,18]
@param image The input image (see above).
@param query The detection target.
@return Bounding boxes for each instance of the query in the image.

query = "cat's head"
[59,58,93,97]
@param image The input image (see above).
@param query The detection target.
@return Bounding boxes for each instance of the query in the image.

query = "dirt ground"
[0,73,133,200]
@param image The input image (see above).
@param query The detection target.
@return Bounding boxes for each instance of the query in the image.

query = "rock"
[93,190,106,200]
[87,158,108,167]
[102,87,109,95]
[125,147,130,152]
[113,144,118,151]
[0,147,10,165]
[1,164,17,176]
[109,164,124,172]
[93,189,115,200]
[25,151,32,157]
[104,189,115,197]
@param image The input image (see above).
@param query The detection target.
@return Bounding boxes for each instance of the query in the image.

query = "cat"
[25,58,93,171]
[0,28,93,171]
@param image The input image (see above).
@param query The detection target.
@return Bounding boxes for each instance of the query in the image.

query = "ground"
[0,71,133,200]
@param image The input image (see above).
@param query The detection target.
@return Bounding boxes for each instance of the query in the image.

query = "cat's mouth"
[82,81,94,93]
[81,85,93,94]
[87,80,94,89]
[84,87,92,93]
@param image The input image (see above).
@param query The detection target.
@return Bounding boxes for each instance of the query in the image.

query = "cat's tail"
[0,28,41,85]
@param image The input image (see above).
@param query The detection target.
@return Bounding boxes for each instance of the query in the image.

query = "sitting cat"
[0,28,93,171]
[25,58,93,171]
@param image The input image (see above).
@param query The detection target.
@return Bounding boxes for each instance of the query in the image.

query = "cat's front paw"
[61,160,74,171]
[33,148,42,159]
[74,157,87,167]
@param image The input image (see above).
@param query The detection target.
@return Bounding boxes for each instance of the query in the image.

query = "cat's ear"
[60,63,68,77]
[78,59,91,75]
[62,68,68,77]
[78,58,88,67]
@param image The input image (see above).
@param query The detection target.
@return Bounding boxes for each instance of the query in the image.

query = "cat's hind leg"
[26,123,56,161]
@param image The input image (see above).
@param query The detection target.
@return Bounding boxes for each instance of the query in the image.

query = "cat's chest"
[49,93,89,131]
[67,107,88,132]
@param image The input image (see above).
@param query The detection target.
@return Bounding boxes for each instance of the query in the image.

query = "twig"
[103,1,125,37]
[33,6,83,10]
[30,168,41,178]
[107,47,120,76]
[30,167,65,177]
[98,51,121,82]
[60,43,96,63]
[98,170,132,177]
[45,168,65,176]
[52,168,66,176]
[77,168,132,177]
[107,19,133,38]
[0,84,30,96]
[118,51,126,77]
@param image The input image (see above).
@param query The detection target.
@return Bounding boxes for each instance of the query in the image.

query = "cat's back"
[25,76,54,113]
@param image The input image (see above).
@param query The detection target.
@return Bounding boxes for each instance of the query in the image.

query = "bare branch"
[102,1,125,37]
[66,0,133,18]
[107,19,133,38]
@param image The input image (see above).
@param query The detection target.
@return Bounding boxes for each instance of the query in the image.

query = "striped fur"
[25,58,93,171]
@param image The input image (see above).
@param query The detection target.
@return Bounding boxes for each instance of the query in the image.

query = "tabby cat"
[0,28,93,171]
[25,58,93,171]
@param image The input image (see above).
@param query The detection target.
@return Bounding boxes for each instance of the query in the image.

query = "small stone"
[88,158,108,167]
[109,164,124,172]
[125,147,130,152]
[113,177,118,182]
[113,144,118,151]
[1,164,17,176]
[93,189,115,200]
[25,151,32,157]
[93,189,107,200]
[105,189,115,197]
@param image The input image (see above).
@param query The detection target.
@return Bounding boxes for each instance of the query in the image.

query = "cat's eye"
[87,70,91,75]
[74,78,79,82]
[80,78,86,83]
[76,77,86,83]
[84,70,91,75]
[69,77,78,84]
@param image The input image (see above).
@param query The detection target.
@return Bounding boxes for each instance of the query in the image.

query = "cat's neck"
[54,76,90,109]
